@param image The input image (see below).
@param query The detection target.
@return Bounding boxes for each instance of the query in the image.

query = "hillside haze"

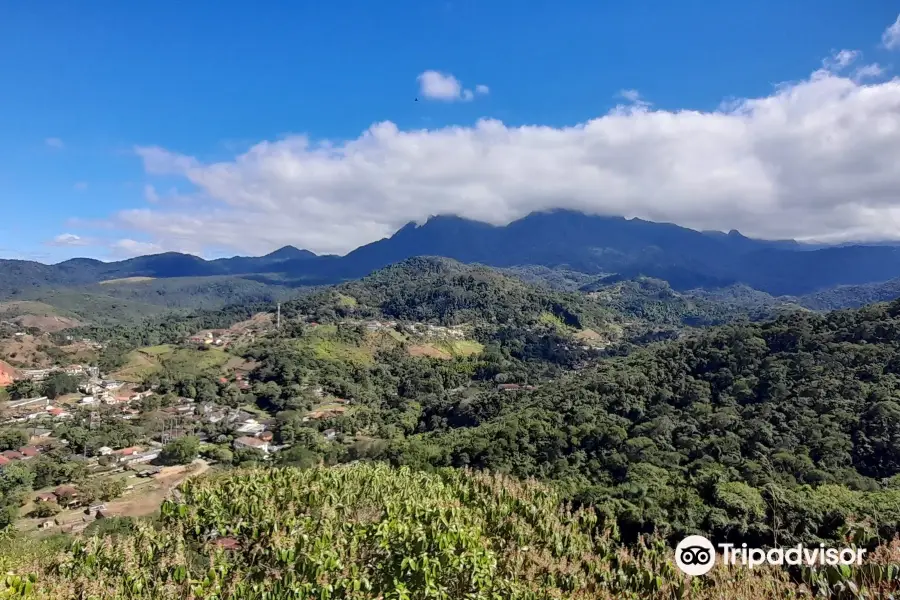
[5,211,900,299]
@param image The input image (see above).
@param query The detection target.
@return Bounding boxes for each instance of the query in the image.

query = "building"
[257,431,274,443]
[1,450,23,461]
[0,456,10,467]
[35,492,57,503]
[233,436,269,453]
[19,446,40,459]
[30,427,52,439]
[235,419,265,435]
[98,446,113,456]
[20,369,54,381]
[124,450,159,465]
[323,429,337,442]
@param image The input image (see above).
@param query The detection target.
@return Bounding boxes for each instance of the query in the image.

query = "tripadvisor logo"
[675,535,716,576]
[675,535,866,576]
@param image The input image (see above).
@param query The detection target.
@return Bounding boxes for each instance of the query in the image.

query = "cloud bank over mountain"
[75,19,900,258]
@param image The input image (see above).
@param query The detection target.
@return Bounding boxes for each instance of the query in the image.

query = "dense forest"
[380,301,900,548]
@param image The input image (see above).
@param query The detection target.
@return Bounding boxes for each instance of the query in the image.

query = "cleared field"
[407,339,483,360]
[408,344,451,359]
[0,301,64,316]
[113,345,231,381]
[112,350,160,382]
[98,277,156,285]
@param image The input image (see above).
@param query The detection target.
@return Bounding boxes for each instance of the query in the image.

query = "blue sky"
[2,1,900,262]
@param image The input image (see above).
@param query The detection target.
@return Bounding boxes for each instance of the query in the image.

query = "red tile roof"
[19,446,39,457]
[1,451,23,460]
[0,456,10,466]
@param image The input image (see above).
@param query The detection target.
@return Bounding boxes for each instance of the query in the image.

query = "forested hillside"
[3,260,900,597]
[380,300,900,549]
[287,257,614,330]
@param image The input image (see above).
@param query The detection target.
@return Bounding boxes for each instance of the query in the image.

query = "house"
[19,446,40,459]
[38,519,58,530]
[137,466,162,478]
[233,436,269,453]
[124,451,159,465]
[30,427,52,439]
[35,492,57,503]
[323,429,338,442]
[102,380,124,390]
[2,450,23,461]
[114,447,140,457]
[80,396,97,405]
[98,446,113,456]
[0,456,10,467]
[235,419,265,435]
[257,431,274,443]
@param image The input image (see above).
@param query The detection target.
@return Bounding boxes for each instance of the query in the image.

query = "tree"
[41,372,79,399]
[5,379,38,401]
[158,436,200,466]
[30,502,60,518]
[0,429,27,452]
[203,446,233,464]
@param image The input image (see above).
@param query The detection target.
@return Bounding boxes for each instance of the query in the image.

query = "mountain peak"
[264,245,315,261]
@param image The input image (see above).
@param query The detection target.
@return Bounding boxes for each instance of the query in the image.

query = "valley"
[2,247,900,597]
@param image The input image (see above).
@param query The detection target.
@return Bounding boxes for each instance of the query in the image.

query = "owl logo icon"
[675,535,716,576]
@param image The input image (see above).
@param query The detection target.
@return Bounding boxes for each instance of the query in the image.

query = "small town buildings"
[233,436,269,453]
[124,450,159,465]
[2,450,23,461]
[35,492,57,503]
[80,396,98,405]
[98,446,113,456]
[235,419,265,435]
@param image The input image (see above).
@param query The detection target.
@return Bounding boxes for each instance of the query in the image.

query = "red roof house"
[19,446,40,458]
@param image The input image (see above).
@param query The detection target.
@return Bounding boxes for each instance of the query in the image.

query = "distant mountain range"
[5,210,900,298]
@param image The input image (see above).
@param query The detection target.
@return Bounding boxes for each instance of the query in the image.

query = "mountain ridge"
[5,210,900,298]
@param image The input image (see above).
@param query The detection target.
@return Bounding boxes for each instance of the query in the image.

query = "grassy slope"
[112,345,231,382]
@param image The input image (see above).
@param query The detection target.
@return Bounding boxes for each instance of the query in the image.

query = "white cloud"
[144,184,160,203]
[73,182,88,191]
[854,63,885,81]
[883,14,900,49]
[823,49,860,71]
[45,137,64,150]
[47,233,92,247]
[84,48,900,257]
[417,70,484,102]
[618,89,642,102]
[110,239,163,258]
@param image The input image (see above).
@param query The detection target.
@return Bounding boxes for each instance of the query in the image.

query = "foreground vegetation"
[3,463,900,599]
